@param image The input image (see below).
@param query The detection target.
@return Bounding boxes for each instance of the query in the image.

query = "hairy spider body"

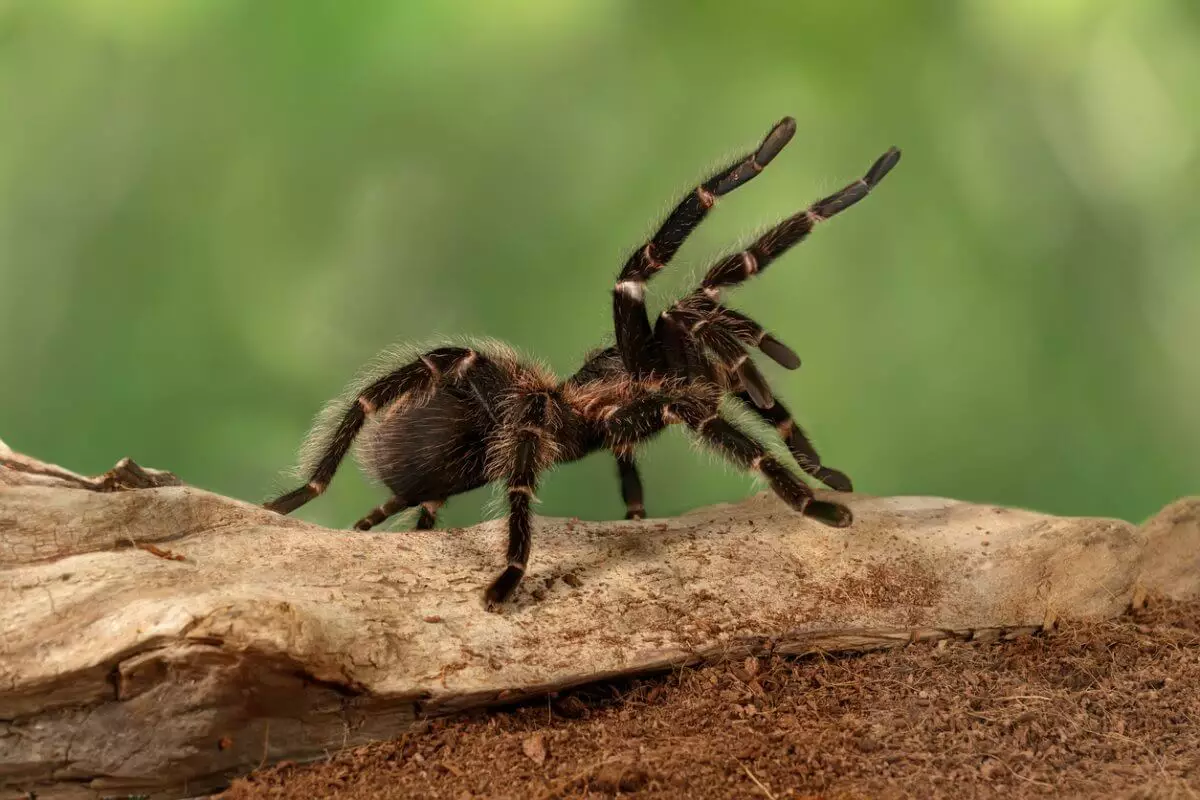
[266,117,900,608]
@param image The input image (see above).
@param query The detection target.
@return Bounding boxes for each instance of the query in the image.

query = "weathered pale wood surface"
[1,442,1196,799]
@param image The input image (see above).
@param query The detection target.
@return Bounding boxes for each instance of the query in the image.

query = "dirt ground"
[220,597,1200,799]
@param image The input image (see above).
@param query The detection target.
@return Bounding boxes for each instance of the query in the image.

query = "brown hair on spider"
[265,116,901,610]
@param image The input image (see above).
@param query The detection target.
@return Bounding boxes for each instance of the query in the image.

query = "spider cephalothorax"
[265,117,900,608]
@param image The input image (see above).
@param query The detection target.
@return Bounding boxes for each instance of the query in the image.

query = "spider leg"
[693,146,900,298]
[354,496,410,531]
[659,307,851,491]
[695,300,801,370]
[650,147,900,406]
[265,346,477,515]
[594,398,671,520]
[654,146,899,376]
[664,307,776,408]
[415,499,444,530]
[654,146,900,366]
[671,402,852,528]
[601,393,672,449]
[734,391,853,492]
[658,311,717,383]
[613,117,797,376]
[616,450,646,520]
[353,497,446,531]
[663,313,850,491]
[484,394,555,608]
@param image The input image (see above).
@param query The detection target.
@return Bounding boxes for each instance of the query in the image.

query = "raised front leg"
[612,118,798,377]
[657,145,901,407]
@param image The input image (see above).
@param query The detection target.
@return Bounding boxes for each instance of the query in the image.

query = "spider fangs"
[265,117,900,609]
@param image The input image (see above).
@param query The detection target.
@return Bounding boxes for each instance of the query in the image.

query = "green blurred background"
[2,1,1197,531]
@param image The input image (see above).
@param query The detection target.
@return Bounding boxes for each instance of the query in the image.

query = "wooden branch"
[1,445,1197,799]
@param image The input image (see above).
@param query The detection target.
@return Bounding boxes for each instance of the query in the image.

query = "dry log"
[1,442,1196,798]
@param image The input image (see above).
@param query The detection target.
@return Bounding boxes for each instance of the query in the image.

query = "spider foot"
[484,564,525,611]
[263,499,290,515]
[805,500,853,528]
[263,484,317,515]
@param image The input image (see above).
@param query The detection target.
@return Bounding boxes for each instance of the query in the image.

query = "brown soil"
[220,598,1200,799]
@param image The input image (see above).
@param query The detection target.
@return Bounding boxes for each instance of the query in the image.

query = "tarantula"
[265,117,900,608]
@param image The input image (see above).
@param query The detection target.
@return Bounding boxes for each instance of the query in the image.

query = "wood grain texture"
[1,445,1195,799]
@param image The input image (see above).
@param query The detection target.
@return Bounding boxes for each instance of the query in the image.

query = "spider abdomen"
[357,386,492,503]
[348,341,584,506]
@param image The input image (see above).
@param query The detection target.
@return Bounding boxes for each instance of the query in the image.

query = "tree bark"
[1,442,1197,798]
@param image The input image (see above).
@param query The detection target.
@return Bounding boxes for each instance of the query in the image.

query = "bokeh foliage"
[2,1,1197,530]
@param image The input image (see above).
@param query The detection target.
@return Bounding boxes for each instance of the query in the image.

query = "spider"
[265,117,900,608]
